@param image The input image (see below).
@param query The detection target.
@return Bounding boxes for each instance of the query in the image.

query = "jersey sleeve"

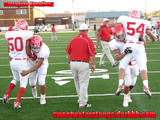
[66,40,72,55]
[109,40,119,51]
[88,38,97,56]
[37,45,50,59]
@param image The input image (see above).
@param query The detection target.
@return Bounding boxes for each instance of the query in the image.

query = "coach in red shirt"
[66,23,96,108]
[96,18,117,67]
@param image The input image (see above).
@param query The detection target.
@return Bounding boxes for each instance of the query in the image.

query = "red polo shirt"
[66,33,97,62]
[98,27,112,42]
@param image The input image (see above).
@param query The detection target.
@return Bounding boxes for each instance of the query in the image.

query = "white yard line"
[0,92,160,100]
[0,70,160,79]
[0,60,160,66]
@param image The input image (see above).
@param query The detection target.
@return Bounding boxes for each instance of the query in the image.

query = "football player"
[109,25,139,107]
[108,10,156,99]
[21,35,50,105]
[3,19,33,109]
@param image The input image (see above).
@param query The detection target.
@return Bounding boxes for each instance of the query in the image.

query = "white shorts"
[10,59,29,88]
[124,64,139,86]
[29,60,48,86]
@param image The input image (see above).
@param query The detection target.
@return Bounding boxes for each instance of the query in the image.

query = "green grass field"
[0,32,160,120]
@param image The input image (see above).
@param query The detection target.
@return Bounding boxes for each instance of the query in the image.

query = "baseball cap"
[79,24,88,30]
[103,18,109,22]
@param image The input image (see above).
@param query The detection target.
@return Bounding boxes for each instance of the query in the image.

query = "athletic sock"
[16,87,26,103]
[119,79,124,86]
[143,80,149,88]
[6,83,16,96]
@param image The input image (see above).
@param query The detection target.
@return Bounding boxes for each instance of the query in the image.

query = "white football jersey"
[5,30,33,58]
[117,16,151,42]
[109,39,125,53]
[35,43,50,65]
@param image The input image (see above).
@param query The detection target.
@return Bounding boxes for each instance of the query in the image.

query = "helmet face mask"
[115,32,125,41]
[15,19,28,31]
[113,25,125,41]
[30,35,42,53]
[30,44,41,53]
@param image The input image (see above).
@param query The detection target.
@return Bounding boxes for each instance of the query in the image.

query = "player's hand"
[21,70,30,76]
[91,64,96,73]
[124,47,132,54]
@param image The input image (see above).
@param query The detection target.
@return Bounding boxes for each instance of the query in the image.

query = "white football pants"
[100,40,115,65]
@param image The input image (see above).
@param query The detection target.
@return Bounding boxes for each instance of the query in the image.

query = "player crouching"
[21,35,50,105]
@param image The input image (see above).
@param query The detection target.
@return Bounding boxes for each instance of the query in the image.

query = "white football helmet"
[15,19,28,30]
[129,10,140,19]
[30,35,43,53]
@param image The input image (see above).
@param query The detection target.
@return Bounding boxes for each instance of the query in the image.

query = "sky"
[29,0,160,14]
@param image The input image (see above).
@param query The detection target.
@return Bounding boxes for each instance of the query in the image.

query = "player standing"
[21,35,50,105]
[66,24,96,108]
[3,19,33,108]
[96,18,117,67]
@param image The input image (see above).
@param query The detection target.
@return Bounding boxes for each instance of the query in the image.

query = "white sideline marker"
[0,92,160,100]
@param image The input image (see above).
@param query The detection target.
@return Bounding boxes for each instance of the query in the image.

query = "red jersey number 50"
[8,37,23,52]
[127,22,145,36]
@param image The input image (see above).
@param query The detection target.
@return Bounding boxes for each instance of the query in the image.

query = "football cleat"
[79,104,91,109]
[3,94,9,104]
[144,86,152,99]
[115,85,124,96]
[99,63,105,67]
[40,95,46,104]
[112,62,119,67]
[14,102,21,109]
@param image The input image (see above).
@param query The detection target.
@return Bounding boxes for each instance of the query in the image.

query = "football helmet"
[129,10,140,19]
[15,19,28,30]
[30,35,43,53]
[112,25,125,41]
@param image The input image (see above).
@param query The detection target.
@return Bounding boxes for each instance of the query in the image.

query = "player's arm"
[96,34,100,48]
[146,29,156,42]
[26,40,31,56]
[21,58,44,76]
[90,55,96,73]
[114,49,126,61]
[143,40,146,46]
[26,40,37,60]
